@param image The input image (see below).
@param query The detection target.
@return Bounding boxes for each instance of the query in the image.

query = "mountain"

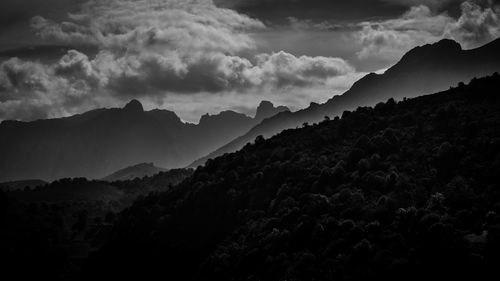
[102,163,167,182]
[0,179,47,191]
[191,38,500,167]
[9,178,124,203]
[84,74,500,280]
[0,100,288,182]
[254,100,290,122]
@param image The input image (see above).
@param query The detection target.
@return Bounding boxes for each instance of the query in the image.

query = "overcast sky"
[1,0,499,122]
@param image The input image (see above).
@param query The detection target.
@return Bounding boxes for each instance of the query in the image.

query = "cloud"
[247,52,355,88]
[381,0,461,9]
[26,0,270,97]
[214,0,408,22]
[30,0,264,53]
[356,1,500,62]
[447,0,500,45]
[0,0,85,29]
[0,55,98,120]
[1,0,358,121]
[0,49,359,122]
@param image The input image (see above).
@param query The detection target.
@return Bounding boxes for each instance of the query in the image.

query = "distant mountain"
[102,163,167,182]
[191,38,500,167]
[254,101,290,122]
[0,179,47,191]
[0,100,288,181]
[9,178,123,203]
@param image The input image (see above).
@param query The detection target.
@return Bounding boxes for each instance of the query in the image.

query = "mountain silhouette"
[191,38,500,167]
[255,101,290,122]
[102,163,167,182]
[84,74,500,281]
[0,100,288,181]
[0,179,47,191]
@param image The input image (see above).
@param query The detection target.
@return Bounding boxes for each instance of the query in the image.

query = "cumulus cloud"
[356,5,449,61]
[1,0,357,121]
[356,1,500,62]
[248,52,354,88]
[30,0,264,53]
[448,0,500,44]
[0,55,99,120]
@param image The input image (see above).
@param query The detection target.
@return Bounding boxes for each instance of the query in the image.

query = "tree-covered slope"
[0,168,194,280]
[85,74,500,281]
[192,38,500,167]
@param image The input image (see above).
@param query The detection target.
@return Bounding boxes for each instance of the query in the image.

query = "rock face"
[0,100,288,182]
[123,99,144,113]
[255,101,290,122]
[191,38,500,167]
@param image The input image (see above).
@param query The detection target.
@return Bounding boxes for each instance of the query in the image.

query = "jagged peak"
[255,101,289,121]
[123,99,144,112]
[257,100,274,109]
[199,110,249,124]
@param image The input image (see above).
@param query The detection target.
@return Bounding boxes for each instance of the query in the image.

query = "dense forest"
[0,169,192,280]
[2,74,500,280]
[85,74,500,280]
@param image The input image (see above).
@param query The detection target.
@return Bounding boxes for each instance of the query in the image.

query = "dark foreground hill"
[0,168,193,280]
[192,38,500,167]
[0,179,47,191]
[0,100,288,182]
[81,74,500,281]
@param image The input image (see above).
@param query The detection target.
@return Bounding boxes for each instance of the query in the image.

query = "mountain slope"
[0,100,288,181]
[9,178,123,202]
[85,74,500,281]
[102,163,167,182]
[0,179,47,191]
[191,38,500,167]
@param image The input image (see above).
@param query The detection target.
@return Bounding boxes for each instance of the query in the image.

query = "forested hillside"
[84,74,500,281]
[0,169,193,280]
[192,38,500,167]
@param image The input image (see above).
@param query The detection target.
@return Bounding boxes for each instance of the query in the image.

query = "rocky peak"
[255,101,289,121]
[123,99,144,113]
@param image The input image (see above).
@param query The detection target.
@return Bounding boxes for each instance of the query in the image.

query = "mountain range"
[191,38,500,167]
[2,38,500,181]
[0,100,288,181]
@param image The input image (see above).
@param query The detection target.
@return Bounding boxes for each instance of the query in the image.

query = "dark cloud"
[0,0,84,32]
[215,0,500,24]
[214,0,408,23]
[0,0,87,51]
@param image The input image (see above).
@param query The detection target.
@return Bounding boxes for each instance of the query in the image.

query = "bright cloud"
[0,0,358,121]
[357,1,500,62]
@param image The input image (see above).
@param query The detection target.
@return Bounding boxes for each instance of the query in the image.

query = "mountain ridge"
[190,38,500,167]
[0,100,288,181]
[102,162,168,182]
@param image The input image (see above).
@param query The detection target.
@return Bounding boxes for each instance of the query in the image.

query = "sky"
[0,0,499,123]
